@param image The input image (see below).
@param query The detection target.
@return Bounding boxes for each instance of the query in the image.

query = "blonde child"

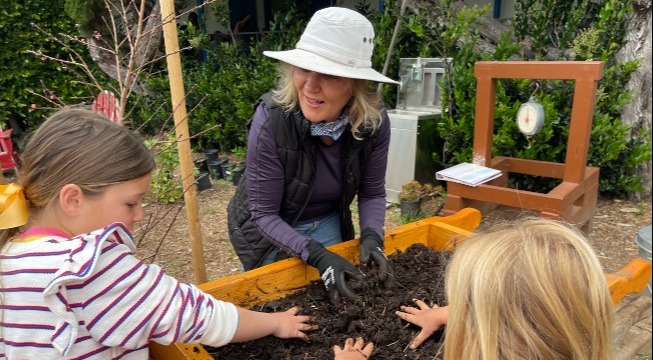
[396,218,614,360]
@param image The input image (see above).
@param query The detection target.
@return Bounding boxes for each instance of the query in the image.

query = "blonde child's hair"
[443,218,614,360]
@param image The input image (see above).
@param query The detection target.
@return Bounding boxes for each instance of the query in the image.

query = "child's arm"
[61,234,314,349]
[230,306,317,342]
[395,299,448,349]
[59,227,316,349]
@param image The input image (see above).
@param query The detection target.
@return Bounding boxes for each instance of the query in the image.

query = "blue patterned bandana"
[308,110,349,141]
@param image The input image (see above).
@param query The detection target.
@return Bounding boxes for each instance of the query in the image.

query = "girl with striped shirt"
[0,108,317,359]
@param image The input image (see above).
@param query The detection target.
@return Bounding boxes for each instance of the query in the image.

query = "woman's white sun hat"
[263,7,399,85]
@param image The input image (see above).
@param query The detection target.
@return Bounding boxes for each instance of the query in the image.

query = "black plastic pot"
[195,171,212,191]
[194,158,208,173]
[204,149,219,163]
[400,199,421,217]
[208,158,228,180]
[231,164,246,186]
[220,162,232,179]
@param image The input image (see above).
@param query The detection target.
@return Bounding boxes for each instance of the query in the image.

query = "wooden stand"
[443,61,604,234]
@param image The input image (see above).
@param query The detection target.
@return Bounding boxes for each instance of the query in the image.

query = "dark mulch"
[206,244,451,359]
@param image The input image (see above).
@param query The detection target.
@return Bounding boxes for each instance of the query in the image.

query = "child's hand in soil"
[232,306,317,343]
[272,306,318,341]
[395,299,448,349]
[333,337,374,359]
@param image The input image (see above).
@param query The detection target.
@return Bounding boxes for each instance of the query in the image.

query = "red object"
[0,127,17,171]
[92,90,121,124]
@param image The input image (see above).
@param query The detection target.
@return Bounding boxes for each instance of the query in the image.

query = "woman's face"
[292,67,354,123]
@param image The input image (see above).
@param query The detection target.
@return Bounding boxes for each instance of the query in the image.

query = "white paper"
[436,162,502,187]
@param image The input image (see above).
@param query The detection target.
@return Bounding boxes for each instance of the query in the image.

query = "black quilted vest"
[227,92,378,270]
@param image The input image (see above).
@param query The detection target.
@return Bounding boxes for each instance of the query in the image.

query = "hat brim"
[263,49,399,85]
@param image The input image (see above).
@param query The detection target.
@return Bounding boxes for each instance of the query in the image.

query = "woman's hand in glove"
[359,228,395,285]
[306,240,363,304]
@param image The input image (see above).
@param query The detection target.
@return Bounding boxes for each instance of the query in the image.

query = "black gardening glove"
[359,228,395,285]
[306,240,363,304]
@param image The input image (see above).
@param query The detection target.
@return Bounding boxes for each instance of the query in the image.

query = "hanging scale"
[516,83,545,148]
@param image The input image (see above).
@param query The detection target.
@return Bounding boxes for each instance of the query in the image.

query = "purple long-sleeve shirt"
[245,102,390,261]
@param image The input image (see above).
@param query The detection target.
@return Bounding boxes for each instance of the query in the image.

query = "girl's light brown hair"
[0,108,155,245]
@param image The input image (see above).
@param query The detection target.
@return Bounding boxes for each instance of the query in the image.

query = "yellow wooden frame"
[149,208,651,360]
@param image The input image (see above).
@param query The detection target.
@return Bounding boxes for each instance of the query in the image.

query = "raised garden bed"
[148,208,652,359]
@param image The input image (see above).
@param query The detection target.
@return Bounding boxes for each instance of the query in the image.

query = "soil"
[207,244,451,359]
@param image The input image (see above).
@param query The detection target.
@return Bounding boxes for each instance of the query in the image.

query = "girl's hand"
[272,306,318,341]
[333,337,374,360]
[395,299,448,349]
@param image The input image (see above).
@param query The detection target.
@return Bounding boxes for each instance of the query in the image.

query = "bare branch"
[28,24,104,92]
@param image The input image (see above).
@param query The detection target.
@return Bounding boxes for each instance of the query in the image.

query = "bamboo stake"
[159,0,207,284]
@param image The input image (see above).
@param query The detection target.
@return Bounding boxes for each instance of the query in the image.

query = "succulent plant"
[397,181,444,202]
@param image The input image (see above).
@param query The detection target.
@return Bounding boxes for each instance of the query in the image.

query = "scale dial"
[516,100,544,136]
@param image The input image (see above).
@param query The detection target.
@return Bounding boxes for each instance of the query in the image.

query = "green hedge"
[0,0,100,135]
[7,0,649,197]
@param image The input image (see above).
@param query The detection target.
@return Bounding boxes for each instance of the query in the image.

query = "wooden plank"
[493,157,566,178]
[447,182,561,209]
[606,258,653,304]
[419,207,482,231]
[474,61,604,80]
[150,342,211,360]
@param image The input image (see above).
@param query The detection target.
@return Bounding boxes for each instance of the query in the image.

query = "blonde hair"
[271,63,382,139]
[443,218,614,360]
[0,108,155,246]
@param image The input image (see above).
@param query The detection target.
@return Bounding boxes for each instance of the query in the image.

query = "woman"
[227,7,399,304]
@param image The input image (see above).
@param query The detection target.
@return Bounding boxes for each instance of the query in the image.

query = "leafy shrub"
[132,8,306,153]
[0,0,103,134]
[144,134,184,204]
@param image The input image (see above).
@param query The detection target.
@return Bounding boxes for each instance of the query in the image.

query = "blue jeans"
[259,211,342,266]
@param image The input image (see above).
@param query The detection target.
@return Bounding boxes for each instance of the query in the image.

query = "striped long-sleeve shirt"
[0,223,239,359]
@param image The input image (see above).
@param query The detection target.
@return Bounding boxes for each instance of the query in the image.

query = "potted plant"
[397,181,445,218]
[397,181,425,217]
